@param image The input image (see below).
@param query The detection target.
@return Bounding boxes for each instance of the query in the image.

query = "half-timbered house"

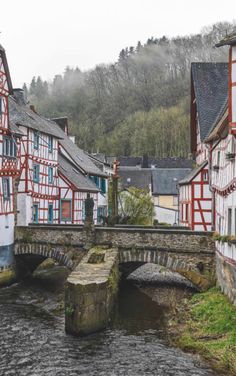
[179,63,228,230]
[0,46,21,268]
[204,33,236,265]
[9,90,63,225]
[58,154,99,224]
[51,118,108,224]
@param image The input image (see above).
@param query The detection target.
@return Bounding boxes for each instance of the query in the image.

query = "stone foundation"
[65,247,119,335]
[216,251,236,305]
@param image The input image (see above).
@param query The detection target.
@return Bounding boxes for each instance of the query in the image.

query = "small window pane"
[2,178,10,200]
[228,208,232,235]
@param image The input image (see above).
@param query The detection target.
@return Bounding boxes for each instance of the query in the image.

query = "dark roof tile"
[152,168,192,194]
[58,154,99,193]
[191,62,228,141]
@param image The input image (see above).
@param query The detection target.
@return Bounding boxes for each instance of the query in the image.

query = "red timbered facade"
[178,63,228,230]
[205,34,236,266]
[179,162,212,231]
[0,45,21,268]
[58,154,99,224]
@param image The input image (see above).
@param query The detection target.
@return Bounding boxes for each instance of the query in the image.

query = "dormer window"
[48,135,53,153]
[34,131,39,150]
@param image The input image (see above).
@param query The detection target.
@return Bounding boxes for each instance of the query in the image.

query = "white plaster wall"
[0,214,14,246]
[17,193,32,226]
[154,205,178,225]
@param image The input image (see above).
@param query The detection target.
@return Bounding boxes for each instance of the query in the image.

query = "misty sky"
[1,0,235,87]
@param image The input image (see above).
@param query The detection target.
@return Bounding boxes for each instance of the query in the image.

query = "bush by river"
[167,287,236,375]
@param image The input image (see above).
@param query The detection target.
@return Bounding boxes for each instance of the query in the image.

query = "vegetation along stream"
[0,264,222,376]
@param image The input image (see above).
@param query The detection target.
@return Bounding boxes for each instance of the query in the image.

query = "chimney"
[216,33,236,135]
[30,105,37,113]
[13,88,26,105]
[142,153,149,168]
[51,117,68,135]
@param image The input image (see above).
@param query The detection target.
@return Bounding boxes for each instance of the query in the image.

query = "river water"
[0,267,218,376]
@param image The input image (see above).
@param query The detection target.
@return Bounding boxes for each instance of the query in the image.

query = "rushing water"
[0,267,218,376]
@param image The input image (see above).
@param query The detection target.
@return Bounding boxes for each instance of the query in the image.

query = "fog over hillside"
[25,21,235,158]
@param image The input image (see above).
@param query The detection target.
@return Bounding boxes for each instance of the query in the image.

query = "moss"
[21,230,33,243]
[108,265,120,295]
[169,287,236,375]
[0,268,16,287]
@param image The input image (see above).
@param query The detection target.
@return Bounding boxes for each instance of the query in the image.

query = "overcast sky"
[1,0,235,87]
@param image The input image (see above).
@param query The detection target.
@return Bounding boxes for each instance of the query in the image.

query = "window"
[82,201,86,222]
[217,151,220,166]
[33,164,40,183]
[48,204,53,223]
[185,204,189,222]
[228,208,232,235]
[32,204,39,223]
[48,167,53,184]
[3,137,17,158]
[203,171,208,182]
[2,178,10,200]
[101,178,106,194]
[60,200,72,222]
[173,196,178,206]
[34,131,39,150]
[0,96,2,115]
[48,136,53,153]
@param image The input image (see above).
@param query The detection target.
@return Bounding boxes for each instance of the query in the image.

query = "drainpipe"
[206,142,215,231]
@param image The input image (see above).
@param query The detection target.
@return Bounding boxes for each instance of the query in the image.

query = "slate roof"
[152,168,192,195]
[119,168,152,190]
[58,154,99,193]
[118,156,194,169]
[57,132,107,177]
[191,62,228,141]
[178,161,207,185]
[9,95,106,178]
[9,96,63,139]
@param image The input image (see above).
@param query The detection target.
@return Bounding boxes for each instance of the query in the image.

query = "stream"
[0,266,219,376]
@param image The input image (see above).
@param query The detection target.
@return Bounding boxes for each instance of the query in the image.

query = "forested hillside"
[25,22,235,157]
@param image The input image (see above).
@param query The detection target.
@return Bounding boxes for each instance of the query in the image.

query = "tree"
[119,187,154,225]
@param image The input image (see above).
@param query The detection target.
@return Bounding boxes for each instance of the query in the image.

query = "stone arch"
[119,249,213,291]
[14,242,74,270]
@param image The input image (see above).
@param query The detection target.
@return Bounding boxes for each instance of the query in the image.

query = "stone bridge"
[14,225,216,289]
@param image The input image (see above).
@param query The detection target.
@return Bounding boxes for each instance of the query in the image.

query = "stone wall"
[65,247,119,335]
[216,251,236,305]
[15,225,215,254]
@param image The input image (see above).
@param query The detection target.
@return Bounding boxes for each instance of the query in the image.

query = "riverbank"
[167,287,236,375]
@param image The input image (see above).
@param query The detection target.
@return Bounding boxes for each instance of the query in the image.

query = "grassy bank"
[169,287,236,375]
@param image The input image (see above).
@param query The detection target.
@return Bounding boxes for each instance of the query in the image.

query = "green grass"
[172,287,236,374]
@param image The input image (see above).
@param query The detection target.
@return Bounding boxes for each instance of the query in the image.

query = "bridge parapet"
[15,225,215,254]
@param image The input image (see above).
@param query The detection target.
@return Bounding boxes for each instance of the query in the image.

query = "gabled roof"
[57,133,107,177]
[9,96,63,139]
[191,62,228,141]
[179,161,207,185]
[152,168,191,194]
[58,154,99,193]
[0,45,13,94]
[9,94,107,177]
[118,156,194,169]
[119,168,152,190]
